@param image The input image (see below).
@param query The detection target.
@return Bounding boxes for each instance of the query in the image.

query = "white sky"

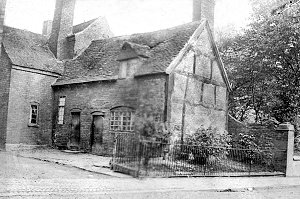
[4,0,252,36]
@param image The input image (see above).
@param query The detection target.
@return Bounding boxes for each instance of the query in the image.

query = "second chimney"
[42,20,53,37]
[49,0,76,60]
[193,0,215,31]
[0,0,7,53]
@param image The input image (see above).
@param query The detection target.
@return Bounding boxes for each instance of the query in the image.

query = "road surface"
[0,152,111,180]
[1,152,300,198]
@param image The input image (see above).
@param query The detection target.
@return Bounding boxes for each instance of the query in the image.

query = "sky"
[4,0,252,36]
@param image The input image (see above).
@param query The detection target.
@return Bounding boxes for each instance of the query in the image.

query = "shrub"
[134,111,171,166]
[174,127,232,164]
[234,132,275,166]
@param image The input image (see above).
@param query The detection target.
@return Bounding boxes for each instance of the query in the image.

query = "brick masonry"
[0,49,11,149]
[52,73,167,155]
[49,0,76,60]
[5,67,57,146]
[193,0,215,30]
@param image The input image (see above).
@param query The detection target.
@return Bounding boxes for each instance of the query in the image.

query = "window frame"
[58,96,66,125]
[110,107,135,132]
[28,102,39,127]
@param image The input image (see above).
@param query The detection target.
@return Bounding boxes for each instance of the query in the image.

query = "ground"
[0,152,111,179]
[1,150,300,198]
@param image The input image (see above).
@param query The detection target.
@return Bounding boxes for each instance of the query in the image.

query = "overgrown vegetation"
[219,2,300,127]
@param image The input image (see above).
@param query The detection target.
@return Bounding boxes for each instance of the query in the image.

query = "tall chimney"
[0,0,7,53]
[42,20,53,37]
[49,0,76,60]
[193,0,215,31]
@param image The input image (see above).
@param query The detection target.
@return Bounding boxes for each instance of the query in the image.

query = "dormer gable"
[117,42,150,61]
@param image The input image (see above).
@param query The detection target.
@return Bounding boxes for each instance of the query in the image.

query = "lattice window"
[58,96,66,124]
[110,107,135,131]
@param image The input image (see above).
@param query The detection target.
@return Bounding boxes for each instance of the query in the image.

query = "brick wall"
[53,74,167,155]
[228,115,288,150]
[0,0,6,53]
[49,0,76,60]
[193,0,215,30]
[0,49,11,149]
[168,27,228,142]
[5,68,57,146]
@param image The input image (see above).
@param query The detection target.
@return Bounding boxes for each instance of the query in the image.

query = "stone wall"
[5,68,57,146]
[168,28,228,142]
[228,115,288,150]
[0,49,11,149]
[52,74,167,155]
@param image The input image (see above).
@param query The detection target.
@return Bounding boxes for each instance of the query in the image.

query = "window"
[29,104,38,125]
[58,96,66,124]
[110,107,135,131]
[118,62,127,79]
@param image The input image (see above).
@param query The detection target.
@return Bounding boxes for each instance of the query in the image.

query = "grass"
[113,155,285,177]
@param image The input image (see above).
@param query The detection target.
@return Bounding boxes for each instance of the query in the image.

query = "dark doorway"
[70,112,80,149]
[91,115,104,151]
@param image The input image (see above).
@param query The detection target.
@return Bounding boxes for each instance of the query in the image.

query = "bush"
[174,127,232,164]
[134,111,172,166]
[234,132,275,166]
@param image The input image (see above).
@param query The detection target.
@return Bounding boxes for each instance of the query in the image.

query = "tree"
[249,0,288,19]
[219,6,300,124]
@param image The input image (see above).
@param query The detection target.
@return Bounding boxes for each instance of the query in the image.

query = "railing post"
[276,122,295,177]
[137,141,142,178]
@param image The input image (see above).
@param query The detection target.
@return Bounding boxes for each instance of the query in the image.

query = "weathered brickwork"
[53,74,167,155]
[49,0,76,60]
[5,68,57,146]
[193,0,215,30]
[228,115,287,150]
[168,27,228,141]
[0,49,11,149]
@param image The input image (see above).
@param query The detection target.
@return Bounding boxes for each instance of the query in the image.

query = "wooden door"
[91,115,104,149]
[70,112,80,148]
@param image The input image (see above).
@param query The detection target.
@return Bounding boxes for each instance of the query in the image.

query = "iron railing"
[111,135,287,178]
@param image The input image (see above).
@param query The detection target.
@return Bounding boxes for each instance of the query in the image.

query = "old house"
[0,0,112,150]
[51,0,231,155]
[0,0,230,153]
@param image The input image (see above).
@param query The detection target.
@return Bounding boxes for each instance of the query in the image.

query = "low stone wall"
[228,115,286,150]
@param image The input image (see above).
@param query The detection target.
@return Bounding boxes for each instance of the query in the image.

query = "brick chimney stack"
[49,0,76,60]
[42,20,53,37]
[193,0,215,31]
[0,0,7,53]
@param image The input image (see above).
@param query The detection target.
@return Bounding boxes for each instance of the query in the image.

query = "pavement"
[2,148,300,198]
[11,148,129,178]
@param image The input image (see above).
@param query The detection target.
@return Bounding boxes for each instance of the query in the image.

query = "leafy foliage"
[180,127,232,162]
[219,6,300,125]
[185,127,231,149]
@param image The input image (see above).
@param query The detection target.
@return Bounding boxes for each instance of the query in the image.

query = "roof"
[73,18,98,34]
[58,21,202,83]
[52,75,118,86]
[2,26,61,74]
[117,42,150,61]
[166,20,231,91]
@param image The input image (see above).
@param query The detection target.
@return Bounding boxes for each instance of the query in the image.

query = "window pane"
[30,104,38,124]
[110,108,135,131]
[59,97,66,106]
[58,107,64,124]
